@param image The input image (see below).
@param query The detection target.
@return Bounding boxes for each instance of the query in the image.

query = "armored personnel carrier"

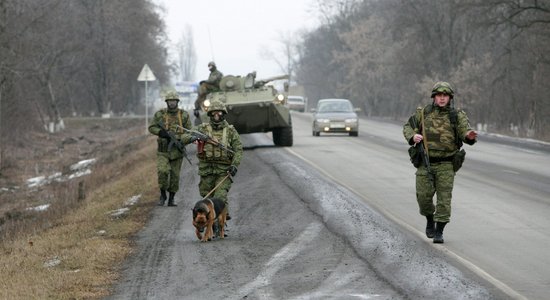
[198,72,293,146]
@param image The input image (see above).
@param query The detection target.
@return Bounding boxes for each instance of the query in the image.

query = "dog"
[192,197,228,242]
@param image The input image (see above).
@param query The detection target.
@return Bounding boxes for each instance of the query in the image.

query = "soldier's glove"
[227,165,238,176]
[193,109,200,118]
[158,128,171,139]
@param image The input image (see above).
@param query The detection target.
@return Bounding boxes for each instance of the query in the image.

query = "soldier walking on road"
[403,82,477,243]
[149,91,194,206]
[187,100,243,222]
[194,61,223,118]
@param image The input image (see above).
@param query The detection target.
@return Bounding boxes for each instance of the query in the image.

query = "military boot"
[167,192,177,207]
[433,222,447,244]
[158,190,167,206]
[425,214,435,238]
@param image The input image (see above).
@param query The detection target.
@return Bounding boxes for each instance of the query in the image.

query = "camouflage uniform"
[149,91,194,206]
[403,81,476,243]
[194,61,223,111]
[191,101,243,216]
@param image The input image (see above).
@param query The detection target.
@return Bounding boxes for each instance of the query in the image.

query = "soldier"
[149,91,193,206]
[189,100,243,221]
[403,81,477,243]
[194,61,223,118]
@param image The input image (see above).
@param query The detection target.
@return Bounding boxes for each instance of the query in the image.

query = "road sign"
[138,64,156,134]
[137,64,156,81]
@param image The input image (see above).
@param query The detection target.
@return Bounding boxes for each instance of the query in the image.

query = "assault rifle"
[158,120,192,164]
[410,116,435,188]
[177,126,235,155]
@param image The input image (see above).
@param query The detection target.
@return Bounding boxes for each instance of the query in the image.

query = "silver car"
[312,98,359,136]
[287,95,306,112]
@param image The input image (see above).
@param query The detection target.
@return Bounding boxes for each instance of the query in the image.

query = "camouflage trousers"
[198,174,232,207]
[415,162,455,223]
[156,153,183,193]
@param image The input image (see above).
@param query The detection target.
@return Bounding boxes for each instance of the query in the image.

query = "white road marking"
[234,222,323,299]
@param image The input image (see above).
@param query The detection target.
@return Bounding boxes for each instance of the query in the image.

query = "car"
[287,95,306,112]
[311,98,359,137]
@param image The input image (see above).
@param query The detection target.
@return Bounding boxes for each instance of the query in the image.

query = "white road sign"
[137,64,156,81]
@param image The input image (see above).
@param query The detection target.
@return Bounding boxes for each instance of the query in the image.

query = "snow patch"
[26,204,51,212]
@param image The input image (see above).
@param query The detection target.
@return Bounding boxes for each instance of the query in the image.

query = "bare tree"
[259,31,300,80]
[177,24,197,82]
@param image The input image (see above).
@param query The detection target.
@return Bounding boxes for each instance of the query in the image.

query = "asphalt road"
[287,112,550,300]
[106,111,550,300]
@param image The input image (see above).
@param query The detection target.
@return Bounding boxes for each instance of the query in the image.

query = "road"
[107,111,550,300]
[287,112,550,300]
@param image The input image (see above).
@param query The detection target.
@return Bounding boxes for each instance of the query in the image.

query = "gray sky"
[156,0,318,82]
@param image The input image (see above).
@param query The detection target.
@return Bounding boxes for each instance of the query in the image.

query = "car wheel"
[349,131,358,137]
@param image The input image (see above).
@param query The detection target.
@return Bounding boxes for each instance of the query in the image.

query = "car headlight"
[345,118,357,123]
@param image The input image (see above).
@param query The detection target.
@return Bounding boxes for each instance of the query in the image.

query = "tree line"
[295,0,550,140]
[0,0,171,170]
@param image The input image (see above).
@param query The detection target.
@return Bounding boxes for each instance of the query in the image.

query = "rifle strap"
[162,109,185,129]
[420,107,430,155]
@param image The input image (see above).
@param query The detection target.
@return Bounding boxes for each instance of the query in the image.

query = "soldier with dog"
[187,100,243,233]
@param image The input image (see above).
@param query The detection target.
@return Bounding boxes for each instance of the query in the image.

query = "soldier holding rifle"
[403,82,477,243]
[185,100,243,222]
[149,91,194,207]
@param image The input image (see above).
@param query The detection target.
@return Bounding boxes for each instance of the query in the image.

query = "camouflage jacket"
[403,104,475,158]
[205,69,223,88]
[194,120,243,176]
[148,108,193,159]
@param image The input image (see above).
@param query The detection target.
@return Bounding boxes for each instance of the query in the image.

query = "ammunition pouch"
[452,149,466,172]
[408,146,421,168]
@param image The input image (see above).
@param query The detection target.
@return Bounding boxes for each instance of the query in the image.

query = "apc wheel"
[273,126,293,146]
[349,131,358,137]
[273,116,293,146]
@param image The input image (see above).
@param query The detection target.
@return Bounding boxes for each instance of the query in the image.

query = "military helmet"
[431,81,454,98]
[207,100,227,115]
[164,90,180,101]
[208,61,216,68]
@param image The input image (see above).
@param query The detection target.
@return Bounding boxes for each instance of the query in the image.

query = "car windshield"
[317,101,352,113]
[288,97,303,103]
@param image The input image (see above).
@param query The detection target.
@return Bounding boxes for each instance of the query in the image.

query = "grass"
[0,131,159,299]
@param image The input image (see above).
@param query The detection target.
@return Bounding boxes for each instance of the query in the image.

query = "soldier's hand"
[413,134,423,144]
[227,165,238,176]
[466,130,477,140]
[188,135,199,143]
[158,128,171,139]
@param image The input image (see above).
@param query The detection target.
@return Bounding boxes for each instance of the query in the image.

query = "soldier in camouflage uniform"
[403,82,477,243]
[149,91,194,206]
[194,61,223,117]
[189,100,243,220]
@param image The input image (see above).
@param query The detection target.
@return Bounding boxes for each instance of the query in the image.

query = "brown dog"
[192,197,227,242]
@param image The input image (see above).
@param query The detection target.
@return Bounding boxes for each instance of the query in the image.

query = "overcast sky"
[156,0,318,82]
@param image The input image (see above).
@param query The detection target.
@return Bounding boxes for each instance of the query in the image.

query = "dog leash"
[202,173,232,200]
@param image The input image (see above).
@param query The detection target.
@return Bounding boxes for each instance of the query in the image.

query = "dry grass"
[0,119,160,299]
